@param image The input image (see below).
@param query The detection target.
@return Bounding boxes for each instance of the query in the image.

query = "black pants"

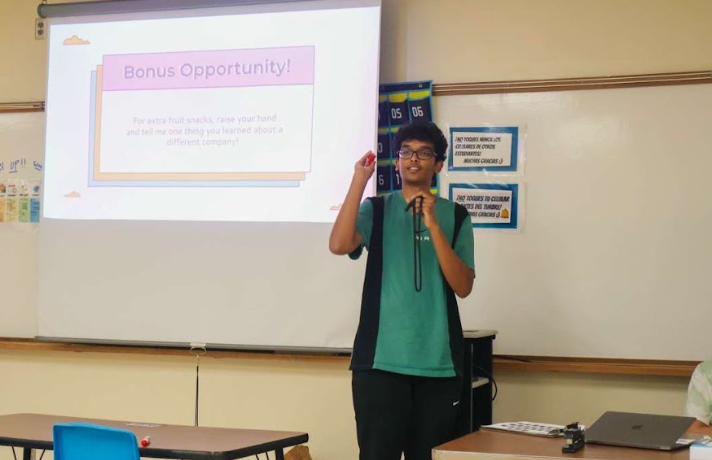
[352,369,462,460]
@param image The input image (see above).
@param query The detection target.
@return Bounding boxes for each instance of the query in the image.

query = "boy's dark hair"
[394,122,448,161]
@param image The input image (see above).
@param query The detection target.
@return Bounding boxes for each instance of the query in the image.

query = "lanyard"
[406,196,424,292]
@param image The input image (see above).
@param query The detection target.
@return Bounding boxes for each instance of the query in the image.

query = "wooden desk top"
[0,413,308,460]
[433,430,690,460]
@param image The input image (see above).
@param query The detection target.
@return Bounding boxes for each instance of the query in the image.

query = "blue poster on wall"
[449,126,519,172]
[376,81,435,195]
[449,183,519,229]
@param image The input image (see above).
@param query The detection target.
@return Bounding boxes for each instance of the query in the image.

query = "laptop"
[585,411,696,451]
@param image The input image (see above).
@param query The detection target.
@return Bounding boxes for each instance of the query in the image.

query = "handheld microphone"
[404,196,423,215]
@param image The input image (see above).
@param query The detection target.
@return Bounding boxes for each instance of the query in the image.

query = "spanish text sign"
[449,127,519,172]
[450,183,519,229]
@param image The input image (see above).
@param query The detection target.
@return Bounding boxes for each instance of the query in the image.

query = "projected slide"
[91,47,315,187]
[43,2,380,222]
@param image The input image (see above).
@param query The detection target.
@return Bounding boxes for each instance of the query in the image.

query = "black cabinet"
[456,330,497,436]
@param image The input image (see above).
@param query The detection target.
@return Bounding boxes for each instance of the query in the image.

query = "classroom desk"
[433,429,689,460]
[0,413,308,460]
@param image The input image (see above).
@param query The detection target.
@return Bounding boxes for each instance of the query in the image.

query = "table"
[434,429,690,460]
[0,413,308,460]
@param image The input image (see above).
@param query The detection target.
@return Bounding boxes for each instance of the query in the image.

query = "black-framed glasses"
[398,148,437,160]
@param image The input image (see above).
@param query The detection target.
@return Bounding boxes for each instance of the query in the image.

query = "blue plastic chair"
[53,423,141,460]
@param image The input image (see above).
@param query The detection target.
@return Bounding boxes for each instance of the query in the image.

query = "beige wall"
[0,351,691,460]
[380,0,712,83]
[0,350,357,460]
[494,370,689,424]
[0,0,707,459]
[3,0,712,101]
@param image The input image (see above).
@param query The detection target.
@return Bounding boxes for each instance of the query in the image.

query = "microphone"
[404,196,423,215]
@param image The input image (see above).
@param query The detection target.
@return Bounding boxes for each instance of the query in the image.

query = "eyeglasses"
[398,147,437,160]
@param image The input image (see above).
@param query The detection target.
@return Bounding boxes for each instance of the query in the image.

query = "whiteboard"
[435,84,712,360]
[2,108,370,350]
[0,111,43,338]
[4,83,712,361]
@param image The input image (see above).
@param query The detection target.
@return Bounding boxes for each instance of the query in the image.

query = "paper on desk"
[481,421,565,437]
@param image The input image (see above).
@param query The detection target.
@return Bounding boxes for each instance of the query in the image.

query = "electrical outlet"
[35,18,46,40]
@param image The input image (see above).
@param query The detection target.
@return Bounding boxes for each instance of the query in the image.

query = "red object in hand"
[140,436,151,447]
[366,152,376,166]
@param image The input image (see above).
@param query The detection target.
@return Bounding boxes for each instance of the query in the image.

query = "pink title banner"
[102,46,315,91]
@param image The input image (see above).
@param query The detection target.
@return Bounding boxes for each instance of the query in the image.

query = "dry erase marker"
[140,436,151,447]
[366,152,376,166]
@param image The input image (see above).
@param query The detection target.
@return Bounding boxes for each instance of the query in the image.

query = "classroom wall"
[0,0,708,459]
[0,350,691,460]
[3,0,712,102]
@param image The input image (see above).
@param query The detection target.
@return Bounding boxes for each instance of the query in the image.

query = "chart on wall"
[376,81,435,195]
[448,182,519,229]
[0,161,43,225]
[0,113,44,228]
[440,124,526,231]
